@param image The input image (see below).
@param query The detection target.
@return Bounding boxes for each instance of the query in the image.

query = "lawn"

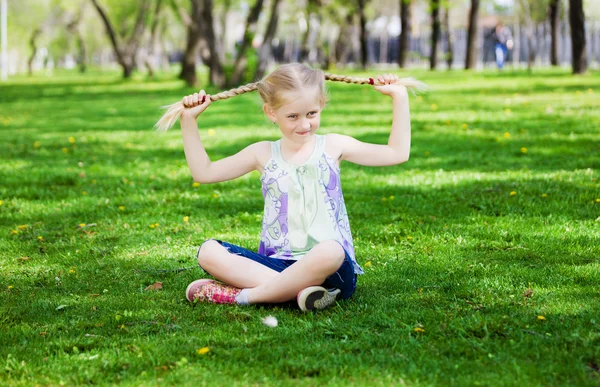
[1,66,599,386]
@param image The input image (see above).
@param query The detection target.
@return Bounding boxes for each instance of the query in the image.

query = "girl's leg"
[246,240,345,304]
[197,240,279,288]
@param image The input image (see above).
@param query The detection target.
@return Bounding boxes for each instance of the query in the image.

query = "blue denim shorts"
[200,240,357,300]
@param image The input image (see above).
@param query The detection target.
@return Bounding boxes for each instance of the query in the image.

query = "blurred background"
[0,0,597,86]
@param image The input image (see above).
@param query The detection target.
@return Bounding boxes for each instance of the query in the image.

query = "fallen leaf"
[522,288,534,298]
[56,304,68,311]
[145,282,163,291]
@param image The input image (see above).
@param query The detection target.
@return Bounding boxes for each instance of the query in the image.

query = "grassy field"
[1,66,599,386]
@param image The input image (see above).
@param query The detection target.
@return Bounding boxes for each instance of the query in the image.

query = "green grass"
[1,67,599,386]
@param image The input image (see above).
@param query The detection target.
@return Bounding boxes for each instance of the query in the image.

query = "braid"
[154,81,260,132]
[155,73,427,132]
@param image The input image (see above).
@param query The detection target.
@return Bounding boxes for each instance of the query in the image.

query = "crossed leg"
[197,239,345,304]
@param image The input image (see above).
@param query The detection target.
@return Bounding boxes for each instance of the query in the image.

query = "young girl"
[156,63,423,311]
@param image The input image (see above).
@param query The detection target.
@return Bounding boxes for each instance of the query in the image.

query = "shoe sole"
[297,286,341,312]
[185,279,215,302]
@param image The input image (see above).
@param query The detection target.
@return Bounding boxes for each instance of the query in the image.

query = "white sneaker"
[297,286,341,312]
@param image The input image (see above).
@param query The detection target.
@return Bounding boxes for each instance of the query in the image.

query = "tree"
[201,0,225,87]
[464,0,479,69]
[170,0,209,87]
[254,0,282,80]
[231,0,264,86]
[443,2,453,69]
[144,0,164,77]
[357,0,368,69]
[568,0,587,74]
[429,0,440,70]
[548,0,560,66]
[398,0,411,68]
[90,0,153,78]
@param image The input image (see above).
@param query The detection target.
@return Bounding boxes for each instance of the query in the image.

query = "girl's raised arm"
[179,90,262,184]
[334,74,415,167]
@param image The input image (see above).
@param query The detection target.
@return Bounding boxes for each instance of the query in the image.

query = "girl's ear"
[263,104,276,123]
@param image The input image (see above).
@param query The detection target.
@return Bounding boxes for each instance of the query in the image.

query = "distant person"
[155,63,425,311]
[492,23,514,69]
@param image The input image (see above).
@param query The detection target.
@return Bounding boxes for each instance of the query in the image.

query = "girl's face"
[265,87,323,145]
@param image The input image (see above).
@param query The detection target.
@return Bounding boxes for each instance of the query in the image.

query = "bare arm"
[179,90,260,184]
[337,74,411,166]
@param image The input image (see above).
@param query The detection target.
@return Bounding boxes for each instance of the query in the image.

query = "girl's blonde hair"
[155,63,427,132]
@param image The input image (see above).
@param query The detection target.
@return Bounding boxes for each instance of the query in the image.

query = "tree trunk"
[335,12,355,65]
[66,6,87,73]
[357,0,368,69]
[231,0,264,86]
[443,5,453,69]
[90,0,150,79]
[548,0,560,66]
[27,28,42,75]
[145,0,163,78]
[201,0,225,87]
[398,0,411,68]
[568,0,587,74]
[464,0,479,69]
[429,0,440,70]
[255,0,282,80]
[173,0,209,86]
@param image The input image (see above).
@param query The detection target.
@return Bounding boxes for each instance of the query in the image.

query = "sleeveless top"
[258,134,363,274]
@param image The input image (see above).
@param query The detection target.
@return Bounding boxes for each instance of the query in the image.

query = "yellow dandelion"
[407,236,413,240]
[69,137,76,144]
[537,315,546,321]
[33,141,41,149]
[8,285,14,289]
[510,191,517,196]
[431,104,438,111]
[212,193,219,198]
[364,261,372,268]
[149,224,155,229]
[62,148,68,153]
[17,225,28,230]
[0,200,3,206]
[192,182,200,188]
[596,198,600,203]
[207,129,216,136]
[69,269,75,274]
[462,123,468,130]
[119,206,125,211]
[183,216,189,223]
[196,347,210,355]
[82,191,87,195]
[79,223,86,228]
[38,236,44,241]
[503,132,510,139]
[389,196,395,200]
[520,147,528,154]
[542,194,548,198]
[414,327,425,333]
[10,229,18,235]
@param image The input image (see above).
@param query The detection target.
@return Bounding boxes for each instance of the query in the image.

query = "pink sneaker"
[185,279,241,304]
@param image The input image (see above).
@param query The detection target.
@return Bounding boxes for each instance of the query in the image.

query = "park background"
[1,0,599,385]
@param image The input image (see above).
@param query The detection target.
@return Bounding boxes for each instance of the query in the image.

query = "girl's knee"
[197,239,222,268]
[315,240,346,271]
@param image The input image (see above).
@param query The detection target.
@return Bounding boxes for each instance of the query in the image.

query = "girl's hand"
[373,74,408,99]
[181,90,212,120]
